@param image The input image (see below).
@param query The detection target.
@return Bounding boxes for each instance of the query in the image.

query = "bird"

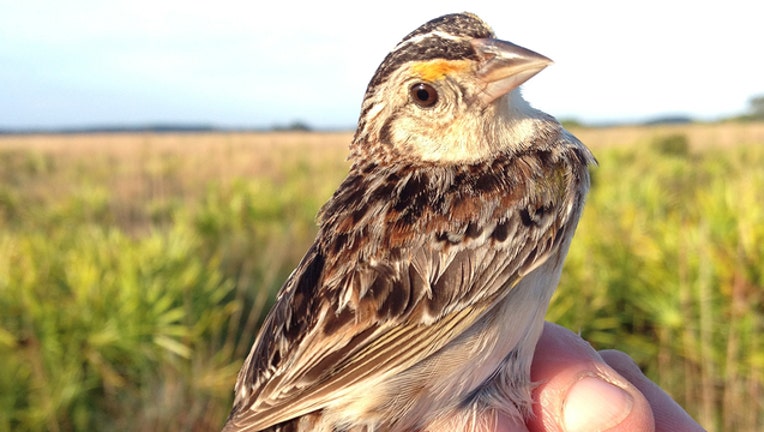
[223,12,595,432]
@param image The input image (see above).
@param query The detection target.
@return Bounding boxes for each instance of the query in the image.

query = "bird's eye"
[409,83,438,108]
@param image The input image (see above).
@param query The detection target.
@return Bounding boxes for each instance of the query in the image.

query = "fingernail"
[563,376,633,432]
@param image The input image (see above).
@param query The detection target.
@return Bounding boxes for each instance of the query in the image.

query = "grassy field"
[1,123,763,431]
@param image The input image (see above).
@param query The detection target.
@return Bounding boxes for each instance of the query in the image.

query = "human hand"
[494,322,706,432]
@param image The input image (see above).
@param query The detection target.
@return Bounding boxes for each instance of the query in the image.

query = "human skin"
[490,322,706,432]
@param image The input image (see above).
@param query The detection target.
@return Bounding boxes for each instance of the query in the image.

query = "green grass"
[554,138,764,430]
[0,127,762,431]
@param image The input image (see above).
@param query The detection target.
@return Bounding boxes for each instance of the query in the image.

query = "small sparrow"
[223,12,595,432]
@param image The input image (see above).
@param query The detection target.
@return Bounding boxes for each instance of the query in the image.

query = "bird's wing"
[225,150,589,431]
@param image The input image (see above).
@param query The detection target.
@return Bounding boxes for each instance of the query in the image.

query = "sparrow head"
[352,12,554,164]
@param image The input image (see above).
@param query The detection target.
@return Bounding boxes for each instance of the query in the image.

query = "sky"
[1,0,762,130]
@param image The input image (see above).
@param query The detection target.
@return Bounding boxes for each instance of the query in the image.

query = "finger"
[600,350,706,432]
[527,323,654,432]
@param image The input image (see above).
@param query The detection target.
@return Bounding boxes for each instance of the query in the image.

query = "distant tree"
[271,121,312,132]
[749,95,764,119]
[643,115,693,125]
[285,121,312,131]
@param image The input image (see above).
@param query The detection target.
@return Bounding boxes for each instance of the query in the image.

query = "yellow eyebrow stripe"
[411,59,471,81]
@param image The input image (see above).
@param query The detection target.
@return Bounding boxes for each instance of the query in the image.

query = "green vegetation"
[0,127,762,431]
[553,133,764,431]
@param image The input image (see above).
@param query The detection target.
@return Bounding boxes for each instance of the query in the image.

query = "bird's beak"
[471,38,552,104]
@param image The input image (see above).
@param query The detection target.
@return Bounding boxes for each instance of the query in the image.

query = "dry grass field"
[1,122,763,431]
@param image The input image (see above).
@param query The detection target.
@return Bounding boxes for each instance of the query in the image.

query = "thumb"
[527,323,654,432]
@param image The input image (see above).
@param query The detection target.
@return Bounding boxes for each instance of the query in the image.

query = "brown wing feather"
[224,140,592,431]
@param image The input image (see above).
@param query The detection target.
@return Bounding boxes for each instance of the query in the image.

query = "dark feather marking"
[465,221,483,238]
[473,170,503,193]
[379,116,395,146]
[351,206,369,224]
[492,220,509,242]
[405,13,494,40]
[332,233,349,254]
[519,209,533,227]
[396,172,428,211]
[285,251,325,340]
[429,258,462,316]
[379,273,409,318]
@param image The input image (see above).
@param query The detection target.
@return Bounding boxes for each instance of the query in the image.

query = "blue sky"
[1,0,762,129]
